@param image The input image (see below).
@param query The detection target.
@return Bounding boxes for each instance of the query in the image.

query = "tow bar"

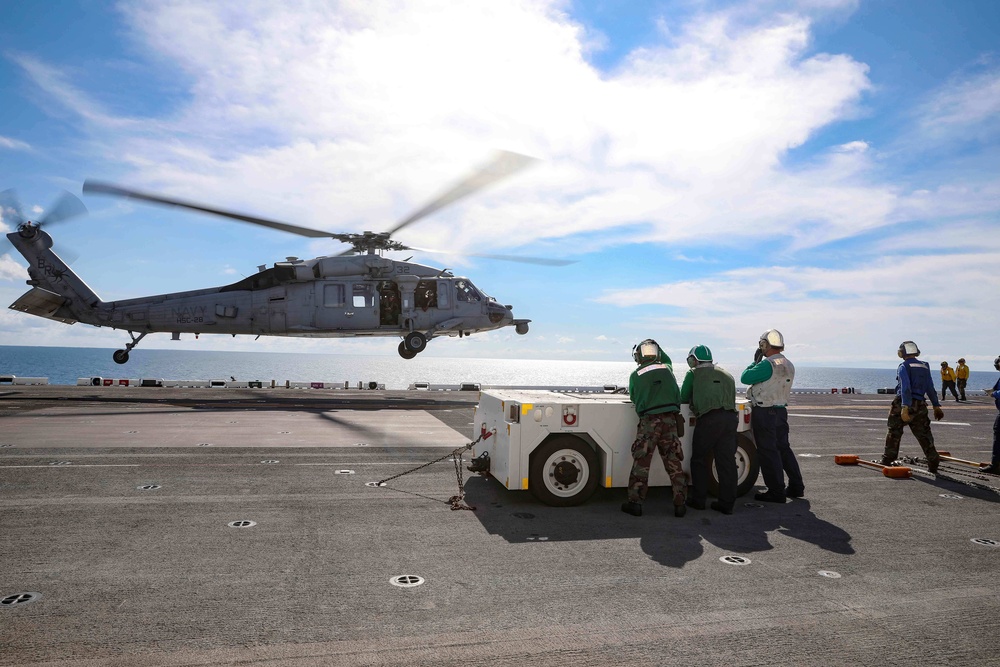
[834,454,912,478]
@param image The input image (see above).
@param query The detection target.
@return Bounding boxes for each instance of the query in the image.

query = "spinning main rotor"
[83,151,571,266]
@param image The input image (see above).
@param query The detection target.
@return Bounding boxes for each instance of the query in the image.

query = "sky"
[1,0,998,371]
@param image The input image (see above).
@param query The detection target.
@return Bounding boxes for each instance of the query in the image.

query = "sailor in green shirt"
[622,339,688,518]
[679,345,738,514]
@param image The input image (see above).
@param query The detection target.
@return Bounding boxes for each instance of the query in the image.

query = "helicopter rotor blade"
[38,191,88,227]
[407,246,575,267]
[0,189,26,228]
[82,180,332,238]
[385,150,538,236]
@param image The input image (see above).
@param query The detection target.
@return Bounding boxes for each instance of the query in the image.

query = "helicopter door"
[347,282,378,330]
[436,280,451,310]
[268,288,287,334]
[314,282,377,330]
[315,282,346,331]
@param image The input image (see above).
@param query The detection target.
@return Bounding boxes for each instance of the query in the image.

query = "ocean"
[2,345,998,394]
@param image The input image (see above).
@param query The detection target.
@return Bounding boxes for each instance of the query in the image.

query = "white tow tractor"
[470,389,759,507]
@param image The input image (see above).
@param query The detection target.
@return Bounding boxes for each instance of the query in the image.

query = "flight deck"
[2,386,999,666]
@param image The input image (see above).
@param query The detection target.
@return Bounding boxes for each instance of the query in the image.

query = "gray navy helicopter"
[4,152,570,363]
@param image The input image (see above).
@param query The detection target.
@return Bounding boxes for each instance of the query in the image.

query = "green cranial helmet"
[632,339,661,364]
[687,344,713,368]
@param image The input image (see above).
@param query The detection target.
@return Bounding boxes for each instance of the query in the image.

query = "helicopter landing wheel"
[113,349,130,365]
[403,331,426,354]
[398,342,417,360]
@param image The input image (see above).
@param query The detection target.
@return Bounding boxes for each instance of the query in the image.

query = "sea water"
[2,345,997,394]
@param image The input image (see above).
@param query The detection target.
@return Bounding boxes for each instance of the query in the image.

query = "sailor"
[956,358,970,402]
[680,344,739,514]
[940,362,959,401]
[881,341,943,473]
[622,339,687,518]
[980,356,1000,474]
[741,329,802,503]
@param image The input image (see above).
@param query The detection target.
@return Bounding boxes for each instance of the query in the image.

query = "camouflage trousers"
[883,396,940,465]
[628,413,686,505]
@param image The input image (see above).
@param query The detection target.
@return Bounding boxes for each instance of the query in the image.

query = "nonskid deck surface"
[2,387,999,666]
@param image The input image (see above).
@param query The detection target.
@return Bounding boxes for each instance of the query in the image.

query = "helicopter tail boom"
[6,228,104,325]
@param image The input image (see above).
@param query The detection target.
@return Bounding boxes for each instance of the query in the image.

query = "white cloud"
[595,249,1000,365]
[0,254,27,282]
[918,68,1000,139]
[0,136,31,151]
[17,1,888,255]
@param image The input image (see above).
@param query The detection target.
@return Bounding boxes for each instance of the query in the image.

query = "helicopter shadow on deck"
[463,478,854,569]
[907,470,1000,504]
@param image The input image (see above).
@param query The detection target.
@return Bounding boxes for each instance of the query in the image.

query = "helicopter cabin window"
[352,283,373,308]
[455,279,482,302]
[323,284,345,308]
[415,280,439,310]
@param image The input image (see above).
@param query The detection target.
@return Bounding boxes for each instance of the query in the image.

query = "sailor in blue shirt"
[881,341,944,473]
[980,355,1000,474]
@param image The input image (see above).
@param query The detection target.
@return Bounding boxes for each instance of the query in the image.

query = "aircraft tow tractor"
[469,389,760,507]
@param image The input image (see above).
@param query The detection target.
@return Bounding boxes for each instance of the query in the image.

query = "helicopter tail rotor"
[1,189,88,234]
[2,189,85,264]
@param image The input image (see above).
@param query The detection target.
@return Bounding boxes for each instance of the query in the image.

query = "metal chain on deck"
[899,456,1000,496]
[374,432,490,511]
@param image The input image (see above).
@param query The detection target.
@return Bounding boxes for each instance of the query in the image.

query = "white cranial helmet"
[758,329,784,350]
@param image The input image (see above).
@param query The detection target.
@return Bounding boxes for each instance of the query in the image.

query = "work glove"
[933,405,944,421]
[900,406,912,423]
[753,347,764,364]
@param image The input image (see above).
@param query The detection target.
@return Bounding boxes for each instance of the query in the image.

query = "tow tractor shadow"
[464,477,854,569]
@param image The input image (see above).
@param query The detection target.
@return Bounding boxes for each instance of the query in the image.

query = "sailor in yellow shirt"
[956,358,970,402]
[940,362,959,402]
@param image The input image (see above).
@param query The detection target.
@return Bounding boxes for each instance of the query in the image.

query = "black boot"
[621,501,642,516]
[674,502,687,518]
[754,490,787,503]
[981,463,1000,475]
[710,501,734,515]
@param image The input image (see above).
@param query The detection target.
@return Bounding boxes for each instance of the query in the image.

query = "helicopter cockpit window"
[455,279,482,302]
[352,284,373,308]
[219,265,296,293]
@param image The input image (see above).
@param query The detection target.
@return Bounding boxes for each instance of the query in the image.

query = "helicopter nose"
[487,302,510,326]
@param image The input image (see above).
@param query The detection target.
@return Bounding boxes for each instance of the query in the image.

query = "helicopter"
[3,152,571,363]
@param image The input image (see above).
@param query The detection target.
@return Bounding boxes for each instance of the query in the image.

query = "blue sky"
[1,0,998,370]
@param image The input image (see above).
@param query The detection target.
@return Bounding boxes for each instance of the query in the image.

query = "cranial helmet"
[995,356,1000,371]
[758,329,784,351]
[941,361,948,367]
[632,339,661,364]
[897,341,920,358]
[687,344,713,368]
[958,358,965,364]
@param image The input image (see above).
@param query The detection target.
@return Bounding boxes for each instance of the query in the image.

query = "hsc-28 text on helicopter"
[4,152,571,364]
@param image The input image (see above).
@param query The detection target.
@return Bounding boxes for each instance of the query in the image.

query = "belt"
[639,403,678,416]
